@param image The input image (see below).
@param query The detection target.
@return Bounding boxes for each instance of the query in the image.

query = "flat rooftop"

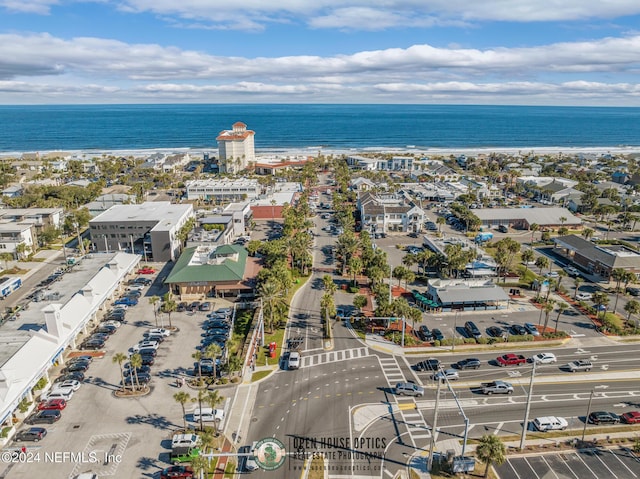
[90,202,192,230]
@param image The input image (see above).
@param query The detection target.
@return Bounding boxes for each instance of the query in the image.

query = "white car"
[41,387,74,401]
[111,304,128,310]
[127,284,145,292]
[147,328,170,337]
[101,320,122,328]
[564,266,580,277]
[56,380,82,391]
[432,369,460,381]
[531,353,557,364]
[545,271,560,278]
[132,341,159,352]
[533,416,568,431]
[576,292,593,301]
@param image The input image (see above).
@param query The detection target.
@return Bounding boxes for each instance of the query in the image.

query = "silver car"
[394,382,424,397]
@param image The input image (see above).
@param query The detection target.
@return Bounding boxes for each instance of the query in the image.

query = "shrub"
[34,377,48,390]
[507,334,533,342]
[542,331,569,339]
[18,398,32,413]
[433,340,440,347]
[476,337,489,344]
[463,338,476,344]
[347,286,359,294]
[1,426,13,438]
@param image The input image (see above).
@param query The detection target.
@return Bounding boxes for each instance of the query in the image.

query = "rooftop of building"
[186,178,259,188]
[164,244,248,284]
[90,202,192,230]
[474,207,581,225]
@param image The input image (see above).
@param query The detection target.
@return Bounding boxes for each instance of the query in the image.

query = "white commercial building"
[0,223,36,259]
[216,122,255,174]
[185,179,261,202]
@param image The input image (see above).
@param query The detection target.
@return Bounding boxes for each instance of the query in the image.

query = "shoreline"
[2,145,640,160]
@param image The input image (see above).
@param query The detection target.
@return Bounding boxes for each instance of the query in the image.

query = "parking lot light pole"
[427,368,443,471]
[581,389,596,443]
[519,360,537,450]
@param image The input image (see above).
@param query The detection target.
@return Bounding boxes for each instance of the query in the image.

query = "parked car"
[122,373,152,386]
[621,411,640,424]
[25,410,62,425]
[56,380,82,391]
[80,339,105,350]
[431,329,444,341]
[96,325,117,335]
[523,323,540,336]
[199,302,212,311]
[545,271,559,278]
[14,427,48,442]
[133,347,157,358]
[531,353,557,364]
[147,328,170,337]
[395,382,424,397]
[101,320,122,329]
[132,341,159,352]
[243,442,259,472]
[626,287,640,297]
[55,372,85,383]
[146,334,165,344]
[533,416,568,431]
[125,290,142,299]
[160,465,194,479]
[68,355,93,364]
[414,358,440,371]
[177,302,187,312]
[576,292,593,301]
[432,369,459,382]
[418,326,433,341]
[487,326,504,338]
[588,411,620,424]
[464,321,482,340]
[123,365,151,377]
[132,277,152,285]
[138,355,156,366]
[454,358,481,370]
[137,267,156,274]
[89,333,110,343]
[510,324,528,335]
[38,399,67,411]
[114,297,138,306]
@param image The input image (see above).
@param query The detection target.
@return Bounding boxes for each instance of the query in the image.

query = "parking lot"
[496,447,640,479]
[2,266,234,479]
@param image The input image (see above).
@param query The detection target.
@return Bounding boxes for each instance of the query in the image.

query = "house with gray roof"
[474,207,581,230]
[553,235,640,279]
[358,191,425,234]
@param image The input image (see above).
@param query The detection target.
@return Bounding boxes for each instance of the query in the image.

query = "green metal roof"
[164,245,248,284]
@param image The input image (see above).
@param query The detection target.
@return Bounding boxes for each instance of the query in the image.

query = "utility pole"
[452,310,459,353]
[519,360,537,450]
[401,316,406,347]
[581,389,595,443]
[427,370,443,471]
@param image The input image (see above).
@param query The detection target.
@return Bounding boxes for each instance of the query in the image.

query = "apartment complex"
[185,179,261,202]
[216,122,255,174]
[89,202,194,262]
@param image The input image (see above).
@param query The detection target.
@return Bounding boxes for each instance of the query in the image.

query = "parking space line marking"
[522,457,541,479]
[507,459,522,479]
[540,456,560,479]
[555,453,580,479]
[593,449,619,479]
[575,449,602,478]
[607,449,638,477]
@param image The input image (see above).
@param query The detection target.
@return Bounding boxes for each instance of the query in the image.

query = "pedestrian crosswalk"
[377,356,432,446]
[299,347,370,368]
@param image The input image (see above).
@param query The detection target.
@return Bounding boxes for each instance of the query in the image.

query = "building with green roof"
[164,244,255,299]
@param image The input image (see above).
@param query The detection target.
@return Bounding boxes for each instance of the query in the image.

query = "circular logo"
[254,437,286,471]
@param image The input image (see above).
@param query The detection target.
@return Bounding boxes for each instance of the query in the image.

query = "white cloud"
[1,32,640,104]
[0,0,60,14]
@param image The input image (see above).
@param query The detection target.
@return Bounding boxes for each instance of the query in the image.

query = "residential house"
[358,191,425,234]
[0,222,36,259]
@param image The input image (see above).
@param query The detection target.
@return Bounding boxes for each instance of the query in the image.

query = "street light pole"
[401,316,406,347]
[452,310,459,353]
[427,369,443,471]
[519,360,537,450]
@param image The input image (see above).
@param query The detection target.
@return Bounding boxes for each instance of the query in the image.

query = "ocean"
[0,104,639,153]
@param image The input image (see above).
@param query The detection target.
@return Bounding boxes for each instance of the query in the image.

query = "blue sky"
[1,1,640,105]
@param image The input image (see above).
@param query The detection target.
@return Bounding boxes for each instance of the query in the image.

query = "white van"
[172,433,201,448]
[533,416,568,431]
[288,352,300,370]
[192,407,224,423]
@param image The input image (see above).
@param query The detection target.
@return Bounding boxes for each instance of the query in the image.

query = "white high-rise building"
[216,122,255,174]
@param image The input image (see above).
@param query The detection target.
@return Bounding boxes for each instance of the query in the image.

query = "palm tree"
[173,391,191,431]
[353,294,367,313]
[192,351,203,383]
[624,299,640,323]
[129,353,143,391]
[475,434,507,478]
[191,389,208,432]
[162,292,177,328]
[436,216,445,234]
[148,295,160,327]
[582,227,595,240]
[521,249,534,272]
[542,300,555,332]
[322,274,337,294]
[0,252,12,270]
[610,268,628,312]
[592,291,609,320]
[347,256,364,286]
[112,352,128,392]
[529,223,539,247]
[203,390,224,436]
[555,302,568,332]
[204,343,222,381]
[258,280,287,333]
[534,256,549,275]
[573,277,583,299]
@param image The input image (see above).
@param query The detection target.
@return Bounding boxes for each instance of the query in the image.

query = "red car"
[137,268,156,275]
[621,411,640,424]
[497,354,527,367]
[37,399,67,411]
[160,465,193,479]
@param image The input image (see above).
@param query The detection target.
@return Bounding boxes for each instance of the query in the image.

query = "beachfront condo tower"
[216,121,255,174]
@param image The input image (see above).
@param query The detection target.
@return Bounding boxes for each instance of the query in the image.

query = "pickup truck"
[480,381,514,395]
[567,359,592,372]
[496,354,527,367]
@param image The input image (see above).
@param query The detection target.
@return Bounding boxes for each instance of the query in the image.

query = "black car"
[14,427,47,442]
[135,348,157,357]
[26,410,61,425]
[104,314,126,323]
[431,329,444,341]
[110,308,128,316]
[125,290,142,299]
[455,358,481,370]
[418,326,433,342]
[588,411,620,424]
[123,365,151,377]
[145,334,165,344]
[464,321,482,339]
[89,333,110,342]
[62,361,90,373]
[177,302,187,312]
[55,372,85,383]
[626,287,640,297]
[188,301,200,311]
[68,355,93,364]
[95,325,117,335]
[139,355,155,366]
[205,320,230,328]
[81,339,105,350]
[132,277,152,286]
[199,302,212,311]
[122,373,152,386]
[414,358,441,371]
[510,324,528,335]
[487,326,504,338]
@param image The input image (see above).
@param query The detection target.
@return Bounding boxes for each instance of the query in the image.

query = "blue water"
[0,104,639,152]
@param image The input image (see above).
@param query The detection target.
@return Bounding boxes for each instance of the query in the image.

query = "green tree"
[624,299,640,323]
[173,391,191,431]
[192,351,203,382]
[573,277,583,299]
[204,343,222,381]
[521,249,534,272]
[259,280,287,333]
[529,223,539,247]
[203,390,224,436]
[581,227,595,240]
[555,302,568,332]
[0,252,12,270]
[534,256,549,275]
[148,295,160,327]
[542,300,555,332]
[129,353,143,391]
[112,352,128,392]
[162,292,177,328]
[322,274,337,294]
[475,434,507,478]
[592,291,610,319]
[353,294,367,312]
